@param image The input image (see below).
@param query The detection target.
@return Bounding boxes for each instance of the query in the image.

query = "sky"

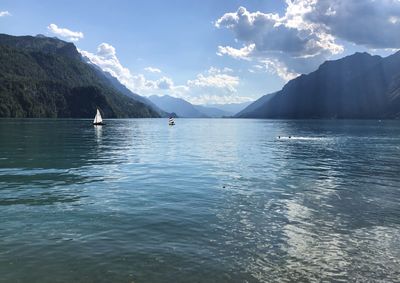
[1,0,400,105]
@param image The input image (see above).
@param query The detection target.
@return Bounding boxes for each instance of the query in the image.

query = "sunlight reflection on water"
[0,119,400,283]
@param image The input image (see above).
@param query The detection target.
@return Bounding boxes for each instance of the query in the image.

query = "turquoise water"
[1,119,400,283]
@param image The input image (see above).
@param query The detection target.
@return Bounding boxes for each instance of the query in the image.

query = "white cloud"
[216,5,342,58]
[215,5,343,79]
[157,77,174,89]
[188,72,239,93]
[220,0,400,52]
[0,11,11,17]
[47,23,84,42]
[80,43,135,90]
[389,16,400,24]
[306,0,400,49]
[80,43,247,104]
[260,59,300,82]
[207,66,234,74]
[144,67,162,73]
[183,68,252,104]
[80,43,162,94]
[217,1,400,79]
[186,94,252,105]
[217,44,255,60]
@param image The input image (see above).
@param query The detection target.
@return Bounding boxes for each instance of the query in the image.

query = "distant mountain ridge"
[206,102,252,116]
[0,33,159,118]
[149,95,252,118]
[148,95,208,118]
[193,105,232,118]
[99,70,168,117]
[237,52,400,119]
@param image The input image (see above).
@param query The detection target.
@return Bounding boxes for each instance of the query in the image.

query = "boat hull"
[93,122,106,126]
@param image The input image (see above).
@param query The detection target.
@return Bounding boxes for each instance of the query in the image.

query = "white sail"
[93,109,103,124]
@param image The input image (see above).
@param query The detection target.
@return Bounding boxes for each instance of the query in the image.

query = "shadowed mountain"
[0,33,160,118]
[237,52,400,119]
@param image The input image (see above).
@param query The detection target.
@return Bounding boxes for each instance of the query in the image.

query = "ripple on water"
[0,119,400,282]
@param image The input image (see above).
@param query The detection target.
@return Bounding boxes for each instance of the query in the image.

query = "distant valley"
[148,95,251,118]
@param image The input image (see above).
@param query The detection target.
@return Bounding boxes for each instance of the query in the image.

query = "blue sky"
[1,0,400,104]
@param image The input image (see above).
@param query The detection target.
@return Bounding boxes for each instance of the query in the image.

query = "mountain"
[148,95,253,118]
[0,34,160,118]
[206,101,253,116]
[237,52,400,119]
[148,95,208,118]
[193,105,231,118]
[235,93,277,117]
[81,55,169,117]
[100,71,168,117]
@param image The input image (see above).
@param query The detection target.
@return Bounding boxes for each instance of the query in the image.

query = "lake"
[1,119,400,283]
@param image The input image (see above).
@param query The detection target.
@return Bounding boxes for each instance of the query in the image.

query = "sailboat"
[168,117,175,126]
[93,108,105,126]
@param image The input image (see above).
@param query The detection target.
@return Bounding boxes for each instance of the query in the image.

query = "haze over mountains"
[237,52,400,119]
[148,95,207,118]
[148,95,249,118]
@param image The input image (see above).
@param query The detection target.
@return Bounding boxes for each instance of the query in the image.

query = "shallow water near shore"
[1,118,400,283]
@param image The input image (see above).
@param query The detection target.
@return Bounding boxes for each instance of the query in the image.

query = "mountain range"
[148,95,207,118]
[148,95,251,118]
[0,33,159,118]
[237,52,400,119]
[3,33,400,120]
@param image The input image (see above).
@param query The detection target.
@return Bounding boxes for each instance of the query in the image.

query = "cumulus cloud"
[187,94,251,105]
[47,24,84,41]
[0,11,11,17]
[216,1,400,80]
[306,0,400,49]
[216,5,342,58]
[157,77,174,89]
[214,0,400,80]
[80,44,248,104]
[80,43,134,89]
[215,4,343,80]
[260,59,300,82]
[188,71,239,93]
[152,68,250,105]
[80,43,164,94]
[184,67,251,104]
[144,67,162,73]
[217,44,255,60]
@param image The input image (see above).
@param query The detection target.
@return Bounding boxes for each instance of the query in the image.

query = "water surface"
[1,119,400,282]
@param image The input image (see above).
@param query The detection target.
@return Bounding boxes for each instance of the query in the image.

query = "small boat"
[93,108,105,126]
[168,117,175,126]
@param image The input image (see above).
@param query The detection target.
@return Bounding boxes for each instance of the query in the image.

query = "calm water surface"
[1,119,400,283]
